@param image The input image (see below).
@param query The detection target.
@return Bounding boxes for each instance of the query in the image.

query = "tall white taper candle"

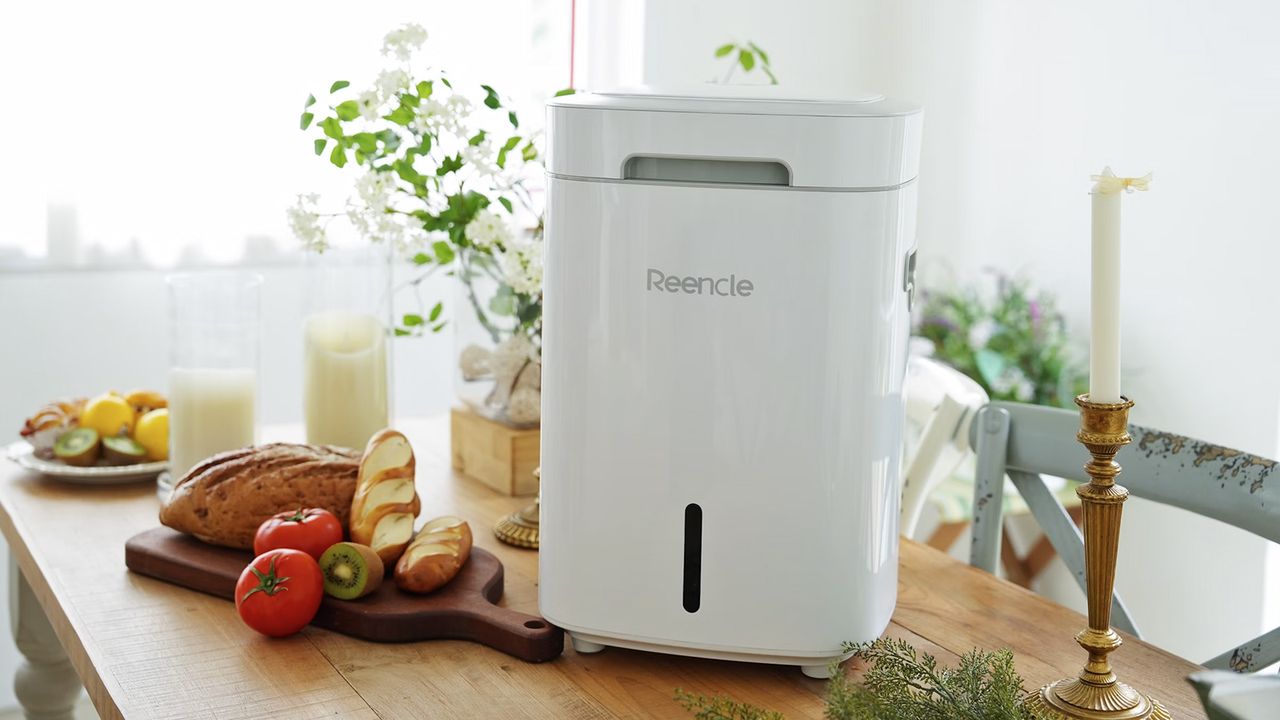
[1090,170,1123,403]
[1088,168,1151,403]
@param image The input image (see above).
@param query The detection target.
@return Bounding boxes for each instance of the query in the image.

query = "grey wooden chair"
[967,401,1280,672]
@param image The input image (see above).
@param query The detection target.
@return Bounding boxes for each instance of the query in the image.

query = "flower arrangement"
[914,272,1086,408]
[288,24,556,425]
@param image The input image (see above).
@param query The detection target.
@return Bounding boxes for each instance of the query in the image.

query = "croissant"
[19,398,86,452]
[350,429,421,566]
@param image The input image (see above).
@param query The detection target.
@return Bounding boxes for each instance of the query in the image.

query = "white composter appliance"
[538,87,922,678]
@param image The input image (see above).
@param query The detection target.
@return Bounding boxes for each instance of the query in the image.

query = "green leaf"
[393,328,411,337]
[411,252,431,265]
[489,291,516,316]
[431,322,447,333]
[385,105,415,126]
[313,138,327,156]
[468,130,487,147]
[520,142,537,162]
[714,43,735,58]
[375,129,401,153]
[496,135,521,168]
[481,84,500,109]
[498,197,514,213]
[329,144,347,169]
[428,302,443,322]
[402,313,425,327]
[553,87,576,97]
[975,348,1006,388]
[329,80,350,93]
[431,240,455,264]
[508,111,519,128]
[747,42,770,65]
[335,100,360,121]
[416,80,433,98]
[305,94,317,108]
[299,112,314,130]
[351,132,378,154]
[436,153,463,176]
[738,49,755,71]
[439,76,452,89]
[319,116,343,140]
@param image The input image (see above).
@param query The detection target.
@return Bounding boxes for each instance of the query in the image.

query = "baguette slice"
[159,443,360,549]
[350,429,421,566]
[394,516,472,594]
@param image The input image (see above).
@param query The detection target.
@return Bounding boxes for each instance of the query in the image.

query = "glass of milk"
[303,246,392,451]
[166,272,262,487]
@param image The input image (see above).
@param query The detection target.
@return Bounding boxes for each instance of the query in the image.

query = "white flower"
[413,94,472,136]
[1014,377,1035,402]
[356,90,381,121]
[992,366,1034,401]
[968,319,997,349]
[501,238,543,295]
[376,69,409,101]
[462,138,498,176]
[464,209,513,250]
[382,23,427,62]
[355,171,395,213]
[287,194,328,253]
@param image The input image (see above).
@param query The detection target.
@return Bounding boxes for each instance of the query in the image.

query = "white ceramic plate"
[6,441,165,485]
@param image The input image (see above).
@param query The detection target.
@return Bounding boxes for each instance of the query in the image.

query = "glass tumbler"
[166,272,262,483]
[302,244,392,451]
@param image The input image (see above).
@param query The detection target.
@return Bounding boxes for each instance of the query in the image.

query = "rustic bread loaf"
[160,443,360,549]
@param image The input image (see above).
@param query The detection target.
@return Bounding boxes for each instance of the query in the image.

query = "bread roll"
[159,443,360,549]
[350,429,421,566]
[394,516,472,594]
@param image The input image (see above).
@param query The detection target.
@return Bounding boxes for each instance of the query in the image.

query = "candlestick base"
[1023,678,1170,720]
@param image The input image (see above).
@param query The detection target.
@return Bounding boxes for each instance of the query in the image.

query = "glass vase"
[453,254,541,428]
[303,242,394,451]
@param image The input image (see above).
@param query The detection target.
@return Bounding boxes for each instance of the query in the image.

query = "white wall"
[641,0,1280,664]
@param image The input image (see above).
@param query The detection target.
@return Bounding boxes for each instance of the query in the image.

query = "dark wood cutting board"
[125,527,563,662]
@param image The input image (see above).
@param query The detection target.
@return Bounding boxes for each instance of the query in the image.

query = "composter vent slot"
[624,156,791,186]
[683,503,702,613]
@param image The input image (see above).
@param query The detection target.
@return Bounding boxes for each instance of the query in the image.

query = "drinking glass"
[303,244,392,451]
[166,272,262,484]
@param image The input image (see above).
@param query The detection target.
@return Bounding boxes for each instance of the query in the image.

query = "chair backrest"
[900,356,988,536]
[967,401,1280,672]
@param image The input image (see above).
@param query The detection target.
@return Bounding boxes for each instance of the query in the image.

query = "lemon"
[134,408,169,461]
[81,393,136,438]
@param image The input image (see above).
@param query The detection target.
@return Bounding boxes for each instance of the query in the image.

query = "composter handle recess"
[623,156,791,187]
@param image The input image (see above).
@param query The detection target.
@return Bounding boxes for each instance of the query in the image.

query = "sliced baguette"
[394,516,472,594]
[350,429,421,566]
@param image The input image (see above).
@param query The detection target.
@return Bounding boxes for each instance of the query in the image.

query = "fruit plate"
[6,441,165,485]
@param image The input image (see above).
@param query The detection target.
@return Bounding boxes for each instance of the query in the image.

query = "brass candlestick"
[495,468,540,549]
[1023,395,1169,720]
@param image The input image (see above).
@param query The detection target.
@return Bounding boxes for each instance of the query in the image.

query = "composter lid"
[546,86,922,189]
[561,84,915,117]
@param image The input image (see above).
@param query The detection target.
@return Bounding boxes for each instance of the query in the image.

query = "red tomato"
[253,508,343,560]
[235,549,323,637]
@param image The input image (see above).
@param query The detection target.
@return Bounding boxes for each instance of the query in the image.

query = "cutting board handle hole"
[524,620,546,629]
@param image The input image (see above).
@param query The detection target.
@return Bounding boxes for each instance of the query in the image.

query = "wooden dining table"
[0,416,1206,719]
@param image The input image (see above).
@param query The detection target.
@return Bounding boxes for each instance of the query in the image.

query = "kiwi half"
[54,428,100,467]
[320,542,384,600]
[102,436,147,465]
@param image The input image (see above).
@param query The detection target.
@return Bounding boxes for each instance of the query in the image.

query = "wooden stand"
[450,407,540,496]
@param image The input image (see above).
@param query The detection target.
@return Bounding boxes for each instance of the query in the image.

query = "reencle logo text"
[646,268,754,297]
